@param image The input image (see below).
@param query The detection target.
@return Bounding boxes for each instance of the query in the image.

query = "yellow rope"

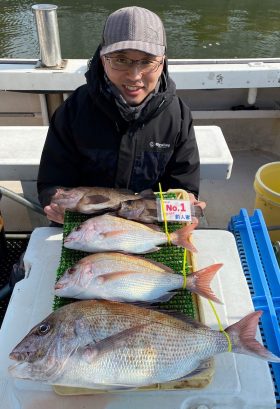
[158,183,171,245]
[208,300,232,352]
[182,248,187,289]
[158,185,230,351]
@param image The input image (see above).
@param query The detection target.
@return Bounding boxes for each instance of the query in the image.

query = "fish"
[63,214,198,254]
[51,186,153,215]
[117,198,204,223]
[9,300,280,389]
[54,252,223,303]
[50,187,89,211]
[117,198,158,223]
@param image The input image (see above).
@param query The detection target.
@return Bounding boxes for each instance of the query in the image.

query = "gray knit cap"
[100,7,166,57]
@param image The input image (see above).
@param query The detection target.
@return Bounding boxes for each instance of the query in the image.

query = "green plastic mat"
[51,197,216,395]
[53,193,198,318]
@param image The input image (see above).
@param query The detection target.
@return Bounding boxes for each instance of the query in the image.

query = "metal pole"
[32,4,62,68]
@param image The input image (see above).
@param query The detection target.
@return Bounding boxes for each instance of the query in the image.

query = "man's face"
[101,50,164,106]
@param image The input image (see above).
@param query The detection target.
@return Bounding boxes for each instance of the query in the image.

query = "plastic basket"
[228,208,280,407]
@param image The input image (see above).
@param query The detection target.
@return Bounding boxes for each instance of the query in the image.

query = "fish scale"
[99,228,167,252]
[9,301,280,389]
[38,313,227,388]
[64,213,173,253]
[95,272,183,301]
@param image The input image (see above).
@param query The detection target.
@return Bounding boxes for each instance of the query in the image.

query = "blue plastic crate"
[229,208,280,406]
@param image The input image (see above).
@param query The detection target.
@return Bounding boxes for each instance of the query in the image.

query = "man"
[37,6,200,224]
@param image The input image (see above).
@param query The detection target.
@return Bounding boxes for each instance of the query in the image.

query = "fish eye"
[68,267,76,274]
[37,323,51,335]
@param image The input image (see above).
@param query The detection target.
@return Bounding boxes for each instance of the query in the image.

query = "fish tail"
[170,221,198,253]
[139,189,155,199]
[225,310,280,362]
[187,263,223,303]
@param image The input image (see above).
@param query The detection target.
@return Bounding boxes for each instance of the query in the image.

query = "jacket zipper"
[125,97,167,189]
[127,123,138,189]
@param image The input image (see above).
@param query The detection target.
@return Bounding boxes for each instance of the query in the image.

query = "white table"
[0,228,276,409]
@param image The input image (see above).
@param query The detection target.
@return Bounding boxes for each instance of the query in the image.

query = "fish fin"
[120,303,209,328]
[170,359,213,381]
[133,212,157,224]
[225,310,280,362]
[170,221,198,253]
[97,271,136,284]
[123,301,155,307]
[130,204,146,217]
[107,211,118,217]
[101,230,127,238]
[188,358,213,377]
[54,379,139,390]
[119,255,172,272]
[118,203,146,220]
[80,194,110,205]
[187,263,223,303]
[139,189,155,199]
[146,224,162,232]
[104,386,138,391]
[80,324,150,363]
[88,384,138,391]
[142,258,174,272]
[152,309,210,329]
[145,208,158,218]
[137,247,161,254]
[150,292,178,303]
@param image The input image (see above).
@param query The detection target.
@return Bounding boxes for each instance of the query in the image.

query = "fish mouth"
[53,285,75,297]
[64,237,77,246]
[54,274,73,291]
[54,282,64,290]
[9,350,34,362]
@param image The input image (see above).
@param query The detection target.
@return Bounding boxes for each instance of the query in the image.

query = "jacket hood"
[84,45,177,123]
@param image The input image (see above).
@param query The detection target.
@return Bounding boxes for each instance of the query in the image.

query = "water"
[1,0,280,60]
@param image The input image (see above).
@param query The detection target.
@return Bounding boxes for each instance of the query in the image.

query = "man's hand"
[44,203,65,224]
[188,193,206,210]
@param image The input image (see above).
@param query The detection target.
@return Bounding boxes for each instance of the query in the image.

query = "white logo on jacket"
[149,142,170,149]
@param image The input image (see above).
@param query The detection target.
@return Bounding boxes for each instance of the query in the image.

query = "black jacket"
[37,48,200,208]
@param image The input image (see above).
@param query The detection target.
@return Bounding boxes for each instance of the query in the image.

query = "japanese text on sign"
[156,199,192,222]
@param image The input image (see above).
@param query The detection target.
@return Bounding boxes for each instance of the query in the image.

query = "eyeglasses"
[105,56,164,73]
